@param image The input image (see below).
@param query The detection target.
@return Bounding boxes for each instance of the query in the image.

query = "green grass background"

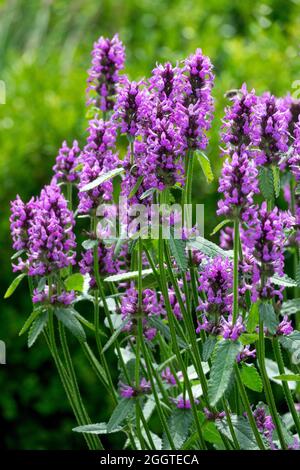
[0,0,299,449]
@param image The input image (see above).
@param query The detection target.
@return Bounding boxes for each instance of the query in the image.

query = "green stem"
[158,209,206,449]
[257,321,287,449]
[234,364,266,450]
[272,336,300,435]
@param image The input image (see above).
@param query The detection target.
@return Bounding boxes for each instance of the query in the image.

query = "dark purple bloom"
[242,202,295,277]
[204,408,225,421]
[32,286,76,306]
[172,397,199,409]
[217,151,259,219]
[253,406,275,447]
[236,345,256,363]
[10,195,37,266]
[27,184,76,276]
[120,378,151,399]
[87,34,125,111]
[221,83,260,154]
[220,315,245,341]
[161,367,177,386]
[276,315,293,336]
[114,78,151,136]
[197,256,233,316]
[52,140,81,183]
[255,93,290,166]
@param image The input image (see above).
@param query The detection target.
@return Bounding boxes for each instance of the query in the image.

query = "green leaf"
[82,239,98,250]
[19,308,43,336]
[162,409,193,450]
[217,415,259,450]
[4,273,26,298]
[80,167,124,192]
[104,268,153,283]
[196,151,214,183]
[273,374,300,382]
[28,311,48,347]
[107,398,136,433]
[11,249,25,260]
[73,423,123,434]
[102,320,129,354]
[210,219,231,237]
[247,302,259,333]
[239,333,259,345]
[202,336,217,361]
[64,273,85,292]
[139,188,156,200]
[128,175,144,199]
[279,330,300,353]
[296,183,300,196]
[272,165,280,198]
[149,317,187,349]
[55,308,86,342]
[259,166,274,201]
[270,273,297,288]
[296,261,300,287]
[36,277,47,293]
[240,364,263,392]
[281,299,300,316]
[259,303,277,335]
[187,236,232,260]
[208,340,242,406]
[168,232,188,272]
[202,421,223,445]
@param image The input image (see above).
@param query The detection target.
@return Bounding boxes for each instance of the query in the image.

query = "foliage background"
[0,0,299,449]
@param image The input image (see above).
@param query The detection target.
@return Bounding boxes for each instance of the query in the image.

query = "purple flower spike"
[120,378,151,399]
[10,195,36,253]
[87,34,125,111]
[27,184,76,276]
[114,78,151,136]
[236,345,256,363]
[217,151,259,219]
[204,408,225,421]
[32,286,76,306]
[53,140,81,183]
[172,397,199,409]
[221,83,260,154]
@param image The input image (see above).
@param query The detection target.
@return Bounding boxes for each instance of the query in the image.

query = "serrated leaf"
[128,175,144,199]
[240,333,259,345]
[270,273,297,288]
[202,336,217,361]
[247,302,259,333]
[168,232,188,272]
[240,363,263,392]
[279,330,300,353]
[210,219,231,236]
[82,239,98,250]
[196,151,214,183]
[19,308,43,336]
[208,340,242,406]
[28,311,48,347]
[107,398,136,433]
[187,236,232,260]
[217,415,259,450]
[281,299,300,316]
[104,268,152,283]
[80,167,124,192]
[4,273,26,298]
[55,308,86,342]
[259,166,274,201]
[73,423,123,434]
[64,273,85,292]
[273,374,300,381]
[202,421,223,445]
[272,165,280,198]
[259,303,277,335]
[162,409,193,450]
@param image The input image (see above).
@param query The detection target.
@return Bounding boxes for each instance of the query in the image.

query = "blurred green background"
[1,0,300,449]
